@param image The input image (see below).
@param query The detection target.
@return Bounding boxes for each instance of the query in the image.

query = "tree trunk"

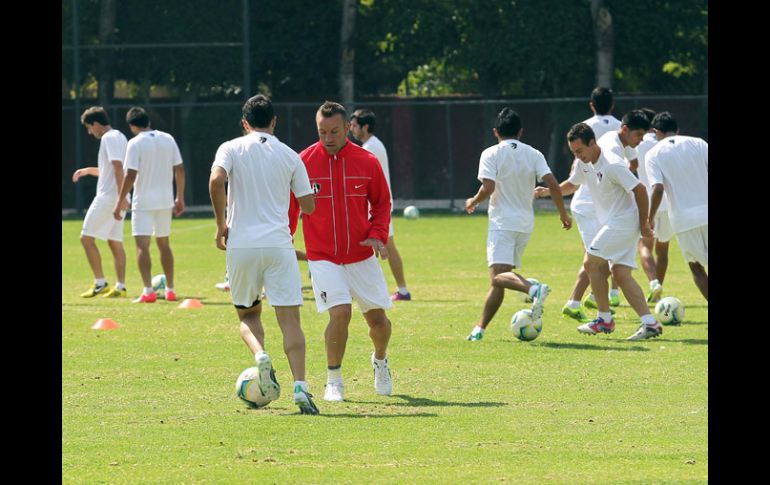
[591,0,613,88]
[339,0,356,108]
[97,0,117,106]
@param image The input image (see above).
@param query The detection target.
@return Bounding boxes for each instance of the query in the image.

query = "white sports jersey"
[568,150,641,230]
[636,132,667,210]
[478,139,552,233]
[597,130,638,163]
[362,135,393,211]
[95,129,128,201]
[645,135,708,233]
[125,130,183,210]
[570,114,622,215]
[213,131,312,249]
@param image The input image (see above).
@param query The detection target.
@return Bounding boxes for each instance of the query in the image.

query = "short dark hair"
[351,109,376,133]
[318,101,347,120]
[126,107,150,128]
[495,107,521,137]
[590,87,614,115]
[567,122,596,145]
[81,106,110,126]
[651,111,678,133]
[621,109,651,131]
[640,108,656,124]
[242,94,274,128]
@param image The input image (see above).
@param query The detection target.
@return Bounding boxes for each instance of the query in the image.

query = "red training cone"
[178,298,203,309]
[91,318,120,330]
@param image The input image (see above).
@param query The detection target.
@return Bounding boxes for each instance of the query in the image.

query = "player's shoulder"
[104,129,127,142]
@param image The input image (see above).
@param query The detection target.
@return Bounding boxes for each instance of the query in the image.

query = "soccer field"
[62,213,708,484]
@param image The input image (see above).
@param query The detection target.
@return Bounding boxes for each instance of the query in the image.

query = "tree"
[339,0,357,106]
[591,0,614,88]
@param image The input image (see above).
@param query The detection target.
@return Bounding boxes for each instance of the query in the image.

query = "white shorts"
[676,225,708,266]
[573,211,601,249]
[132,208,173,237]
[654,210,674,243]
[81,196,124,242]
[227,247,303,308]
[388,220,395,238]
[308,256,393,314]
[487,230,531,268]
[586,225,640,269]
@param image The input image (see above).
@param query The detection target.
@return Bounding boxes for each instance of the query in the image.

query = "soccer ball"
[521,278,540,303]
[235,367,274,408]
[151,274,166,292]
[403,205,420,220]
[654,296,685,326]
[511,309,543,341]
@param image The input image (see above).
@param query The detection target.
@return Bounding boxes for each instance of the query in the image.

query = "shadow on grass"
[346,394,507,408]
[534,342,650,352]
[656,338,708,345]
[315,412,438,419]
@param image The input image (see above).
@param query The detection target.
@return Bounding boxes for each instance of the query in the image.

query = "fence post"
[445,103,455,211]
[73,0,83,215]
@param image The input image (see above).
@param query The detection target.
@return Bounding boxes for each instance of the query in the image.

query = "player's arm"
[534,179,578,199]
[111,160,127,200]
[632,183,652,238]
[541,173,572,230]
[297,194,315,215]
[649,183,664,225]
[173,164,186,216]
[113,169,136,220]
[466,178,495,214]
[628,157,639,173]
[72,167,99,182]
[209,166,228,250]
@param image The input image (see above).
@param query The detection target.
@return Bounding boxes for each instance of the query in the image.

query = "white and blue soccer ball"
[521,278,540,303]
[511,309,543,341]
[403,205,420,220]
[151,274,166,292]
[654,296,685,326]
[235,367,274,408]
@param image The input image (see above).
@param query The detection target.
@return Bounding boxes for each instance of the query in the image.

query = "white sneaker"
[255,352,280,400]
[371,353,392,396]
[626,322,663,341]
[530,283,551,320]
[647,281,663,303]
[215,281,230,291]
[324,380,344,402]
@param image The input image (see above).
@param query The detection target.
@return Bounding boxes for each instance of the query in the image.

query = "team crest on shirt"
[259,136,267,143]
[596,172,603,182]
[320,291,327,303]
[312,183,321,194]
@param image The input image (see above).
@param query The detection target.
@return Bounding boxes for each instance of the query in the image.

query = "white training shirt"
[212,131,312,249]
[597,130,638,164]
[478,139,552,233]
[568,150,641,230]
[362,135,393,211]
[124,130,183,210]
[636,132,667,211]
[645,135,708,233]
[570,114,622,215]
[95,128,128,201]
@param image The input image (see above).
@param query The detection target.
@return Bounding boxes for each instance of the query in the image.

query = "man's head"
[242,94,276,132]
[567,122,600,164]
[126,107,151,135]
[349,108,375,142]
[640,108,656,126]
[651,111,678,140]
[590,87,614,115]
[619,109,651,147]
[80,106,111,139]
[494,107,522,140]
[316,101,349,155]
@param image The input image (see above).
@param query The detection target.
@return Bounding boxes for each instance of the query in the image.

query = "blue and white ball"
[403,205,420,220]
[151,274,166,292]
[511,309,543,341]
[235,367,274,408]
[654,296,685,326]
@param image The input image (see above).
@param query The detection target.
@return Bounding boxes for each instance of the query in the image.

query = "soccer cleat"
[646,282,663,303]
[582,294,615,314]
[80,282,109,298]
[255,352,281,401]
[323,381,344,402]
[609,293,621,307]
[577,317,616,335]
[466,330,483,341]
[530,283,551,320]
[215,281,230,291]
[133,292,157,303]
[165,290,178,302]
[561,304,590,322]
[371,353,393,396]
[102,287,127,298]
[294,385,320,415]
[391,291,412,301]
[626,322,663,341]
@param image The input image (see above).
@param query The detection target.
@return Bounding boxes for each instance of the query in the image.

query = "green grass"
[62,213,707,484]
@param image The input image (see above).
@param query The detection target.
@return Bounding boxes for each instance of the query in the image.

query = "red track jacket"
[292,140,391,264]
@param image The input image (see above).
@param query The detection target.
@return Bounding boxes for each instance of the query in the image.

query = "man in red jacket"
[294,101,394,402]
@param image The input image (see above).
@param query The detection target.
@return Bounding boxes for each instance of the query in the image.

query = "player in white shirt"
[464,108,572,341]
[645,112,708,301]
[349,109,412,301]
[558,123,663,340]
[72,107,129,298]
[209,94,319,414]
[114,107,186,303]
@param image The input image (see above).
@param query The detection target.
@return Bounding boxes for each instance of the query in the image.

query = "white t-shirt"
[636,132,667,211]
[95,129,128,201]
[362,135,393,211]
[478,139,552,233]
[213,132,312,249]
[568,150,641,230]
[571,114,622,215]
[125,130,183,210]
[597,130,638,163]
[645,135,708,233]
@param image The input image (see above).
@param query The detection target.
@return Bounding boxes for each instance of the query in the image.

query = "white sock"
[566,300,581,309]
[609,288,620,297]
[398,287,409,295]
[254,350,268,363]
[650,279,660,289]
[471,325,484,336]
[327,367,342,382]
[372,354,387,365]
[598,311,613,322]
[641,314,657,326]
[294,381,308,393]
[143,287,154,295]
[116,282,126,290]
[166,287,175,293]
[95,278,107,286]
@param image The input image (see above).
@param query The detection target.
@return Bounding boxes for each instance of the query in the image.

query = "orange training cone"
[178,298,203,309]
[91,318,120,330]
